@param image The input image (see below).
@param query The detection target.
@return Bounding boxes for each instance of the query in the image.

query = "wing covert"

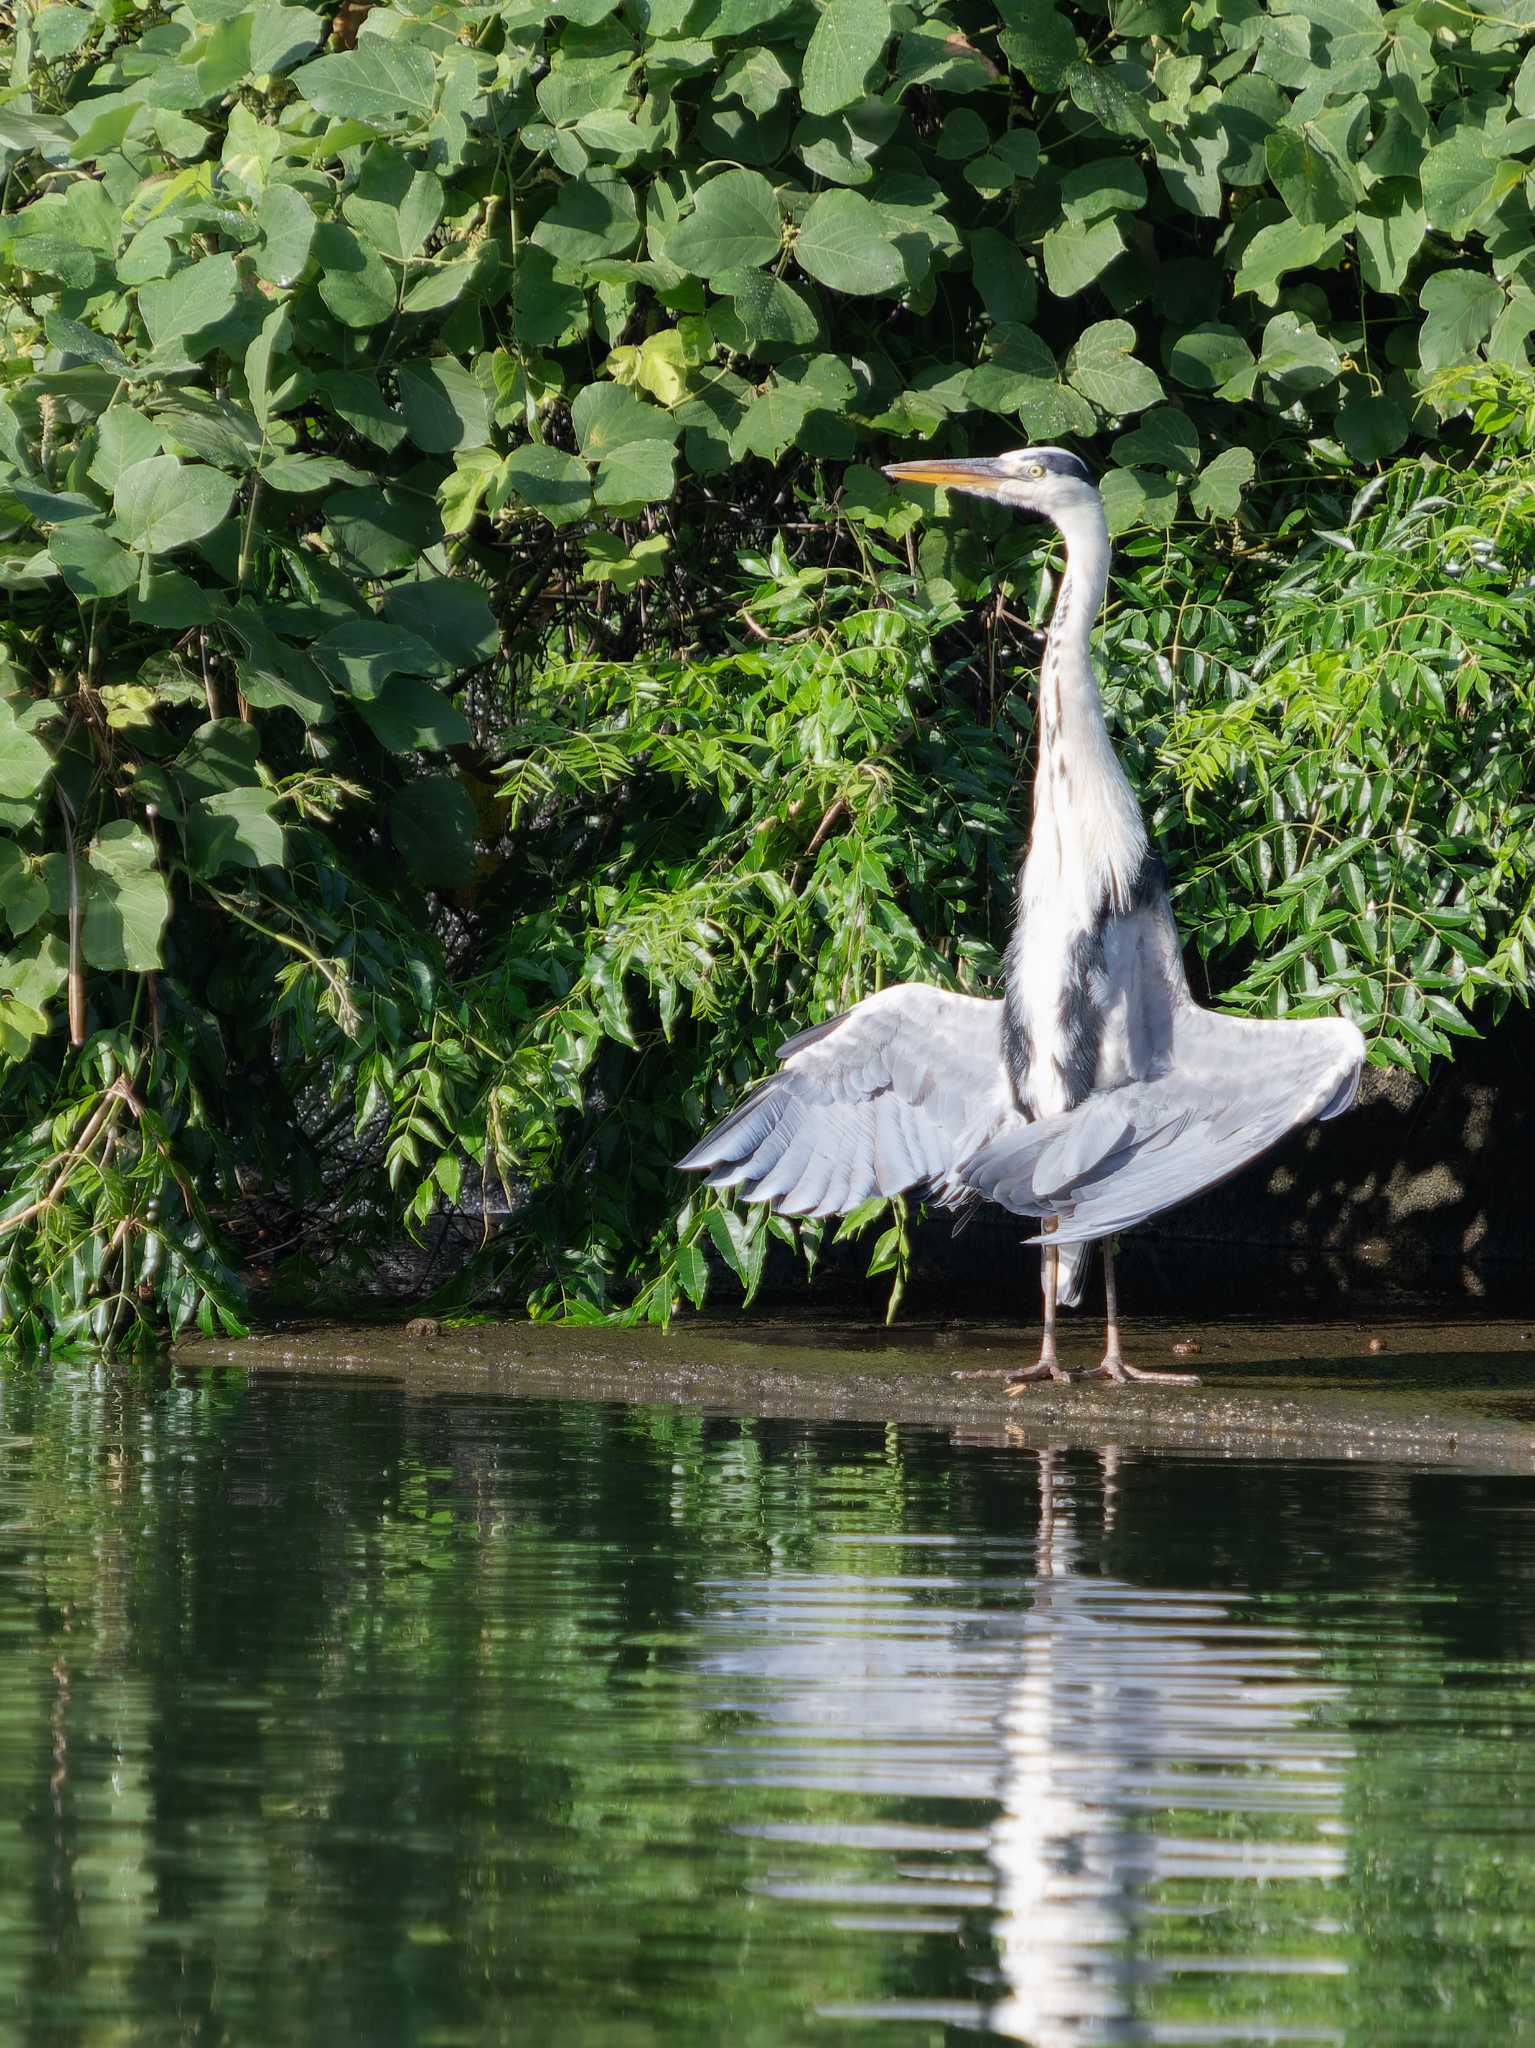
[678,984,1013,1219]
[956,1012,1365,1246]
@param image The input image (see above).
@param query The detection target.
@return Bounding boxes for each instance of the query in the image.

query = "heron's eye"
[1026,462,1045,478]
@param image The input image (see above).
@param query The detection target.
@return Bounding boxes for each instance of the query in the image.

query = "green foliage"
[1106,457,1535,1074]
[2,0,1535,1345]
[414,551,1014,1327]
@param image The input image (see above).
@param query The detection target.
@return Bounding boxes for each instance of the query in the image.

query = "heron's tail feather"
[955,1093,1137,1218]
[1056,1240,1093,1309]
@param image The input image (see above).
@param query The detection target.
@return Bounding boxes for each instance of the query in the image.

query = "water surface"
[2,1362,1534,2044]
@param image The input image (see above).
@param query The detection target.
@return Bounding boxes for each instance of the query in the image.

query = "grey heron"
[678,448,1366,1387]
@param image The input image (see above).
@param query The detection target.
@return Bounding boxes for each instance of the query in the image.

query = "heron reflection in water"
[985,1443,1350,2044]
[696,1442,1352,2043]
[681,450,1365,1386]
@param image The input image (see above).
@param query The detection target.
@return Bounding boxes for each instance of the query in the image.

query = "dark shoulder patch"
[1057,922,1106,1106]
[1128,849,1170,911]
[1001,1001,1031,1107]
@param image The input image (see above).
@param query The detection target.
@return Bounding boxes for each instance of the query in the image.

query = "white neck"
[1050,497,1112,643]
[1029,495,1147,915]
[1036,498,1110,744]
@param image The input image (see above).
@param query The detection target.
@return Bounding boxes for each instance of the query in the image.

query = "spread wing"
[678,984,1013,1219]
[956,1011,1365,1246]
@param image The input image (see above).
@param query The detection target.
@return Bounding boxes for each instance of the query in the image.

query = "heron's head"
[883,446,1097,521]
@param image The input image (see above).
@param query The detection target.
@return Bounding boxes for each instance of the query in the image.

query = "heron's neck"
[1031,498,1147,911]
[1037,500,1110,738]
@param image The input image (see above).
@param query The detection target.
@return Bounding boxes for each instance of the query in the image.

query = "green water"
[3,1367,1535,2045]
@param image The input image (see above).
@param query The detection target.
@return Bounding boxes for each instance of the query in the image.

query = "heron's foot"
[1084,1351,1200,1388]
[1005,1356,1071,1394]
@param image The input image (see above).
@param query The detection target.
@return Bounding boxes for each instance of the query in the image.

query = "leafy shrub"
[1107,451,1535,1074]
[444,556,1021,1322]
[2,0,1535,1345]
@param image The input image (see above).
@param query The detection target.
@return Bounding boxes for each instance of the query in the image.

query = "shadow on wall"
[890,1000,1535,1316]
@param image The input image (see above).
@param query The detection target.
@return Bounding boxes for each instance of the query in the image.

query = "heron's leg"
[1085,1242,1200,1386]
[1006,1233,1070,1391]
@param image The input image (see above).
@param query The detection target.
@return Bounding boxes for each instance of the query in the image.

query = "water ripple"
[4,1381,1535,2044]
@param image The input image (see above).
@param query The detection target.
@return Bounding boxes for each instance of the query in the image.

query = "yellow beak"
[883,457,1008,494]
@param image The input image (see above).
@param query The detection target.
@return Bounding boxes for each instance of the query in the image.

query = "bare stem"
[0,1084,128,1239]
[55,790,86,1047]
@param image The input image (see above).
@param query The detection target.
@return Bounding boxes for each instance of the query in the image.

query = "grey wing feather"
[678,984,1013,1220]
[957,1011,1365,1247]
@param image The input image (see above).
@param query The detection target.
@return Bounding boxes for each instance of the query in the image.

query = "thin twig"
[804,796,850,856]
[55,789,86,1047]
[0,1083,127,1238]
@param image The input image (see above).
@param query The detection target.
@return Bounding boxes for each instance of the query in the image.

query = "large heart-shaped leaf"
[254,182,316,287]
[381,579,499,670]
[186,787,286,877]
[1166,324,1255,396]
[595,440,676,508]
[716,269,821,347]
[113,457,236,555]
[398,359,490,453]
[795,189,903,295]
[1418,270,1502,371]
[1232,218,1340,304]
[1421,133,1521,239]
[1112,407,1200,475]
[249,2,322,77]
[1066,320,1164,414]
[572,381,677,455]
[1265,124,1357,227]
[313,222,395,328]
[530,178,640,267]
[291,41,437,123]
[968,323,1096,436]
[1188,446,1256,518]
[82,821,169,972]
[801,0,892,117]
[1041,216,1122,297]
[493,446,592,527]
[0,841,50,934]
[0,702,52,802]
[89,409,161,492]
[1258,311,1341,393]
[996,0,1076,89]
[342,152,445,264]
[666,169,782,277]
[49,524,139,599]
[137,254,239,358]
[354,678,472,753]
[314,619,440,699]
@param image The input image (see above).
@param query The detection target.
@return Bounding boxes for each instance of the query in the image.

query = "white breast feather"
[1011,697,1147,1120]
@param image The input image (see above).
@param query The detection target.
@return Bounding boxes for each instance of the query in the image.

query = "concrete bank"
[180,1314,1535,1475]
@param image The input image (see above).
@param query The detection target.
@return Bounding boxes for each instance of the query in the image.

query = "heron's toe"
[1086,1353,1200,1388]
